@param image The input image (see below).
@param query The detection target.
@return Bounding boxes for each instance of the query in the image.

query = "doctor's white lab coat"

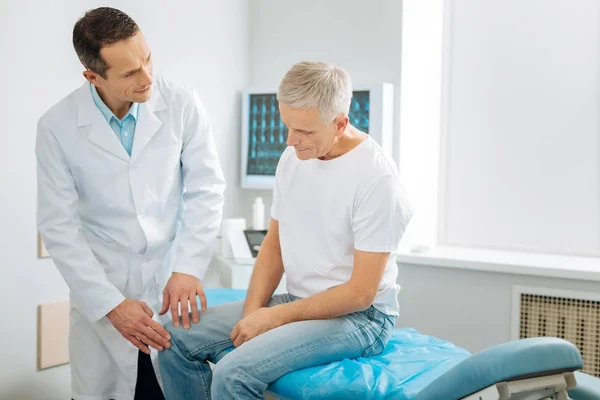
[35,76,226,400]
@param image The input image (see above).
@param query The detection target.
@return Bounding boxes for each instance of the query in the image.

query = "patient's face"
[279,104,345,161]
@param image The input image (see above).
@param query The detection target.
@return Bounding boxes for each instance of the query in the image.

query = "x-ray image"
[246,91,371,176]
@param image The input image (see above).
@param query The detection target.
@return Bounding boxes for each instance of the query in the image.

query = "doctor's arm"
[159,88,226,329]
[36,118,170,354]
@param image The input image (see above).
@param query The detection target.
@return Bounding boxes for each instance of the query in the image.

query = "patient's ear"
[334,114,349,137]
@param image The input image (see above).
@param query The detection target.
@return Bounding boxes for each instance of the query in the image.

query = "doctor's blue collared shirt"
[90,83,139,156]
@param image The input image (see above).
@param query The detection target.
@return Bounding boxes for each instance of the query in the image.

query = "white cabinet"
[218,257,287,295]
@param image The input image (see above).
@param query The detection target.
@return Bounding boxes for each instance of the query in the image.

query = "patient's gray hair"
[277,61,353,122]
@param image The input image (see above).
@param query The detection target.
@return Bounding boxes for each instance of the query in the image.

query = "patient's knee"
[212,352,265,394]
[212,359,238,394]
[162,322,183,347]
[212,355,249,389]
[213,356,236,381]
[163,318,204,340]
[161,320,207,357]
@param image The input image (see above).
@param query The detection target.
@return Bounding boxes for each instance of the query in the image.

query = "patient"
[158,61,413,399]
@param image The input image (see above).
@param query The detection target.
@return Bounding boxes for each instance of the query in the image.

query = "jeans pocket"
[361,334,385,358]
[361,315,394,358]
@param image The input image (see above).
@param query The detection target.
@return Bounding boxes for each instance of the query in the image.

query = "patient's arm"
[242,218,284,318]
[230,249,389,347]
[271,249,390,324]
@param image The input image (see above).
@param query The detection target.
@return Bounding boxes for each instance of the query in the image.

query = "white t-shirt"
[271,136,413,316]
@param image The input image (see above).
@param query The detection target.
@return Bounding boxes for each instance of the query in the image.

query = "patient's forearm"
[272,283,372,324]
[243,247,284,317]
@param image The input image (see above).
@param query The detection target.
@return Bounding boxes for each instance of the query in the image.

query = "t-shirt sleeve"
[271,171,281,220]
[352,174,414,253]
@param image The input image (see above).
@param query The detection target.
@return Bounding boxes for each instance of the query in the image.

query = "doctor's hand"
[159,272,207,330]
[230,307,283,347]
[107,299,172,355]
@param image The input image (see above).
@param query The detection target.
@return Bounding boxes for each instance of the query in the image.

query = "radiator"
[512,286,600,377]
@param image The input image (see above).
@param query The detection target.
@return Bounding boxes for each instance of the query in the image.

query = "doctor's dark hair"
[72,7,139,78]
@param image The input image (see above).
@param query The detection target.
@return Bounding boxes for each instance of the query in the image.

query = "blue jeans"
[158,293,396,399]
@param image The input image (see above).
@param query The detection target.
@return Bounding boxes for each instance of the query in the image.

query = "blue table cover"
[204,288,470,399]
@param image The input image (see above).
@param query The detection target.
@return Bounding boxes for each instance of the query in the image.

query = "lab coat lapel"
[76,83,130,162]
[131,87,167,163]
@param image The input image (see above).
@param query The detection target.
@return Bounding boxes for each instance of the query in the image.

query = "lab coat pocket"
[145,138,181,178]
[83,225,116,244]
[83,230,128,293]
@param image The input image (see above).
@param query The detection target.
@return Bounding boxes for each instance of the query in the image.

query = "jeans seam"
[232,373,257,398]
[198,363,211,400]
[169,338,211,399]
[183,337,232,360]
[254,316,373,375]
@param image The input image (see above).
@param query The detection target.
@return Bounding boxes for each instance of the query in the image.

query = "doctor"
[35,7,225,400]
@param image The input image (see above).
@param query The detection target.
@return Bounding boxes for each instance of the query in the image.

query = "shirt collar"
[90,83,139,124]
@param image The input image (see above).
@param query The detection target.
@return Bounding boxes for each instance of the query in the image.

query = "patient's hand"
[230,307,282,347]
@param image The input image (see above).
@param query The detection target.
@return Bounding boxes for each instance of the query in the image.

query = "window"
[399,0,600,259]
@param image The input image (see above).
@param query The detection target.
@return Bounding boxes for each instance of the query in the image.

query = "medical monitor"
[240,83,394,190]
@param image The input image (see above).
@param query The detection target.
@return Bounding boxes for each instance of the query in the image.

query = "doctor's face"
[279,104,348,161]
[87,31,153,104]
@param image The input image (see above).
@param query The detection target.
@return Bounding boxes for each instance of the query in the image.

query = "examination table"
[202,288,600,400]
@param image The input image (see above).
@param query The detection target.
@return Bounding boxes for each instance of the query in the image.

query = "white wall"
[0,1,249,399]
[440,0,600,257]
[244,0,404,217]
[397,262,600,354]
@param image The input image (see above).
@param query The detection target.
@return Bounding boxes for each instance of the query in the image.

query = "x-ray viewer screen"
[245,91,370,176]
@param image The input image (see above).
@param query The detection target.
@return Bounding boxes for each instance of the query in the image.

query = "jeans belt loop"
[367,306,375,320]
